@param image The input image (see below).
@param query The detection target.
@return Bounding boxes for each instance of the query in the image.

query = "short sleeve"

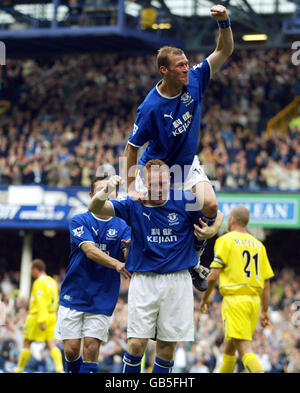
[110,197,131,224]
[70,216,94,248]
[189,59,211,97]
[210,236,229,269]
[128,110,152,147]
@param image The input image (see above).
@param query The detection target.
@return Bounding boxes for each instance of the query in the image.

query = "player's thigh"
[156,270,194,342]
[55,305,84,340]
[127,273,160,339]
[184,156,211,189]
[82,312,112,342]
[222,296,260,341]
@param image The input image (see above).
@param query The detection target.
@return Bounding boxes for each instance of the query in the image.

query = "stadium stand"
[0,0,300,374]
[0,49,299,191]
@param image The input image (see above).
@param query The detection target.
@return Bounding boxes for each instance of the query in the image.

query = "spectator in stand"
[0,49,298,190]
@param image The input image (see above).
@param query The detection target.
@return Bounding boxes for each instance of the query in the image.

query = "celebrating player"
[55,176,131,373]
[200,206,274,373]
[88,160,223,373]
[124,4,233,288]
[15,259,63,373]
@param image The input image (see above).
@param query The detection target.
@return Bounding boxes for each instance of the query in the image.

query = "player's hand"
[210,4,228,21]
[200,299,210,313]
[260,311,271,328]
[121,239,131,260]
[121,239,131,249]
[103,175,124,195]
[127,190,145,204]
[39,322,46,331]
[194,218,215,240]
[115,261,132,280]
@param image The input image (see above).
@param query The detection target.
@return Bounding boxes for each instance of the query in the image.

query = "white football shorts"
[55,305,112,342]
[127,269,194,342]
[135,155,210,193]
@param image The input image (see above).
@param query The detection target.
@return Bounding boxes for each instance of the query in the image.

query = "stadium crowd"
[0,266,300,373]
[0,48,299,190]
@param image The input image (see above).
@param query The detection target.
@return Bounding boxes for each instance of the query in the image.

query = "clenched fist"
[210,4,228,21]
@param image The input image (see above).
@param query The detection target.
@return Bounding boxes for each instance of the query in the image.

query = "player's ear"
[159,65,168,76]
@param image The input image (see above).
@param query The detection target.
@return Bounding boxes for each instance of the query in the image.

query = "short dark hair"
[32,259,46,272]
[90,176,108,194]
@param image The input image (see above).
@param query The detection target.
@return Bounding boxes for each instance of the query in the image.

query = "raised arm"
[124,143,139,193]
[88,175,123,216]
[207,5,234,76]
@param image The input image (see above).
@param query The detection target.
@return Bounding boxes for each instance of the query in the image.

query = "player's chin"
[182,77,189,85]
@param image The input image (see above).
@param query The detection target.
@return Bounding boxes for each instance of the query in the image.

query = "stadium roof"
[0,0,298,55]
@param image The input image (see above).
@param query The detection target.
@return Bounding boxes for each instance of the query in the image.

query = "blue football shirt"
[59,211,131,315]
[128,59,211,180]
[110,190,201,274]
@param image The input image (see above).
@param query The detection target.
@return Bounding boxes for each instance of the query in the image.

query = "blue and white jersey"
[110,190,201,274]
[59,211,131,315]
[128,59,211,181]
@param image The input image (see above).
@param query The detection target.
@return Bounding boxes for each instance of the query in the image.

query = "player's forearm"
[209,210,224,237]
[124,143,138,192]
[88,191,107,215]
[215,26,234,57]
[85,247,120,271]
[261,279,270,312]
[202,278,217,302]
[88,189,115,217]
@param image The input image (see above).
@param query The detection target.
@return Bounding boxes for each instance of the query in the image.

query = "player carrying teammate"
[124,4,234,289]
[15,259,63,373]
[200,206,274,373]
[88,160,223,373]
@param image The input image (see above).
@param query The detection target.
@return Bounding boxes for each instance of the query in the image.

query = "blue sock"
[152,356,174,373]
[79,362,99,373]
[122,351,143,373]
[65,356,83,373]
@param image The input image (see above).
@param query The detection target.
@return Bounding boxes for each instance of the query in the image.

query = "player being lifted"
[124,4,234,290]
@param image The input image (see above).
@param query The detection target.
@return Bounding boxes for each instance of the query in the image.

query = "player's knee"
[127,338,147,357]
[83,338,100,361]
[64,341,81,361]
[156,340,176,362]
